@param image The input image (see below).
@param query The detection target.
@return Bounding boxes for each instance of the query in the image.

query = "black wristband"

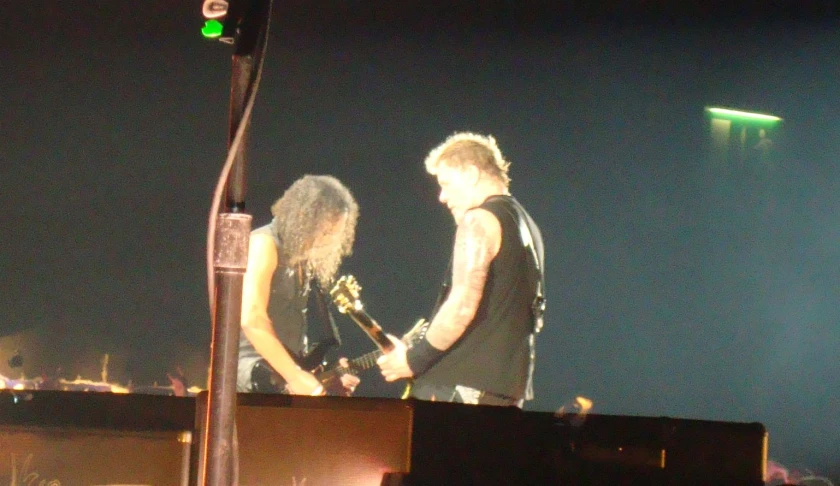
[406,336,446,376]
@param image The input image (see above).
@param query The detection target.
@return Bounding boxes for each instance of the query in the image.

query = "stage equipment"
[198,0,273,484]
[0,391,768,485]
[192,393,413,485]
[0,390,195,486]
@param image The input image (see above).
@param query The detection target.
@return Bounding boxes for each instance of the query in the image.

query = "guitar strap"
[507,197,545,332]
[310,278,342,348]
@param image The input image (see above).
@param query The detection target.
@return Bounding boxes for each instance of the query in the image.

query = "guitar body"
[250,322,430,397]
[250,339,336,394]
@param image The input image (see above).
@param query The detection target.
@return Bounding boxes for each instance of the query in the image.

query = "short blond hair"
[424,132,511,187]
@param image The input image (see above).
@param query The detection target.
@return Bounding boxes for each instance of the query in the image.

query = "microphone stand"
[200,1,271,484]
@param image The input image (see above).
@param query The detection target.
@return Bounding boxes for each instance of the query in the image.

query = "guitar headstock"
[330,275,362,314]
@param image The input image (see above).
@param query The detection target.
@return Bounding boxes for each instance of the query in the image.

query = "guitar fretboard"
[327,321,430,378]
[349,350,384,372]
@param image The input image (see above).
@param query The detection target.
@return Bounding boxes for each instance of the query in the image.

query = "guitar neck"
[318,349,383,384]
[348,349,384,372]
[346,307,395,353]
[318,319,430,383]
[315,319,431,386]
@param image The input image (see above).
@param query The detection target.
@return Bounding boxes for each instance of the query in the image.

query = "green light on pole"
[202,19,224,39]
[705,107,783,124]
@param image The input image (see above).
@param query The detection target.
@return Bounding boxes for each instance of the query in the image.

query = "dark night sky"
[2,0,839,479]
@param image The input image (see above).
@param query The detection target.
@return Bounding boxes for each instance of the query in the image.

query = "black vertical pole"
[200,1,270,484]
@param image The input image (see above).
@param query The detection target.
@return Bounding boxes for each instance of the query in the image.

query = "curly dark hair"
[271,175,359,285]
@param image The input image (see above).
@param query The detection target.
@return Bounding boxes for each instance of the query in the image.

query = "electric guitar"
[251,275,429,394]
[249,339,340,394]
[251,325,429,395]
[316,316,429,395]
[330,275,430,398]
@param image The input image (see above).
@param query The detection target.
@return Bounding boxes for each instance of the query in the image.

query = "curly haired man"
[237,175,361,396]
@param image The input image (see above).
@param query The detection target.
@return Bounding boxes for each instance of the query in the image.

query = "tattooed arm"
[378,208,501,382]
[425,208,502,350]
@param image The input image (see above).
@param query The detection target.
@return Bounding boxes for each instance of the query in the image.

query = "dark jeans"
[410,382,524,408]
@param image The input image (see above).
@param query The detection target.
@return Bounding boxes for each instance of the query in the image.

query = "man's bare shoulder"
[461,208,502,240]
[457,207,502,259]
[250,231,275,244]
[248,232,278,269]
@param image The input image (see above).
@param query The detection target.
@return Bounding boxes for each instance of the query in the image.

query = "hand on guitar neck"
[312,319,429,395]
[376,317,432,386]
[331,275,431,393]
[331,275,429,351]
[321,357,360,396]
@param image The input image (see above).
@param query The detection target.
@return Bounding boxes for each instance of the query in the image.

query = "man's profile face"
[435,163,477,224]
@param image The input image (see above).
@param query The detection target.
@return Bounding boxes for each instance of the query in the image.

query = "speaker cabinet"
[406,402,768,485]
[1,426,191,485]
[195,393,413,486]
[0,390,195,486]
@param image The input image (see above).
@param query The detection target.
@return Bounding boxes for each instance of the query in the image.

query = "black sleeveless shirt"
[237,223,309,388]
[414,195,541,400]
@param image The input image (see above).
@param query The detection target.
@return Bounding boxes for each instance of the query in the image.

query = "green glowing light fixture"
[202,19,224,39]
[705,107,783,124]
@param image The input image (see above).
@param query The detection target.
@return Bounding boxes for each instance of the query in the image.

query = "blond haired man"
[378,133,545,407]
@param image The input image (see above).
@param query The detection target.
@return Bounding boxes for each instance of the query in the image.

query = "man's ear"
[466,165,481,186]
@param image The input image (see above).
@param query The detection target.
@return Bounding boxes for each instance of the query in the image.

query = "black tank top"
[238,223,309,364]
[414,195,540,399]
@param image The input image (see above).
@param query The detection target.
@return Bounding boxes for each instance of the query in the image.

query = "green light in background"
[705,107,783,123]
[202,19,223,39]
